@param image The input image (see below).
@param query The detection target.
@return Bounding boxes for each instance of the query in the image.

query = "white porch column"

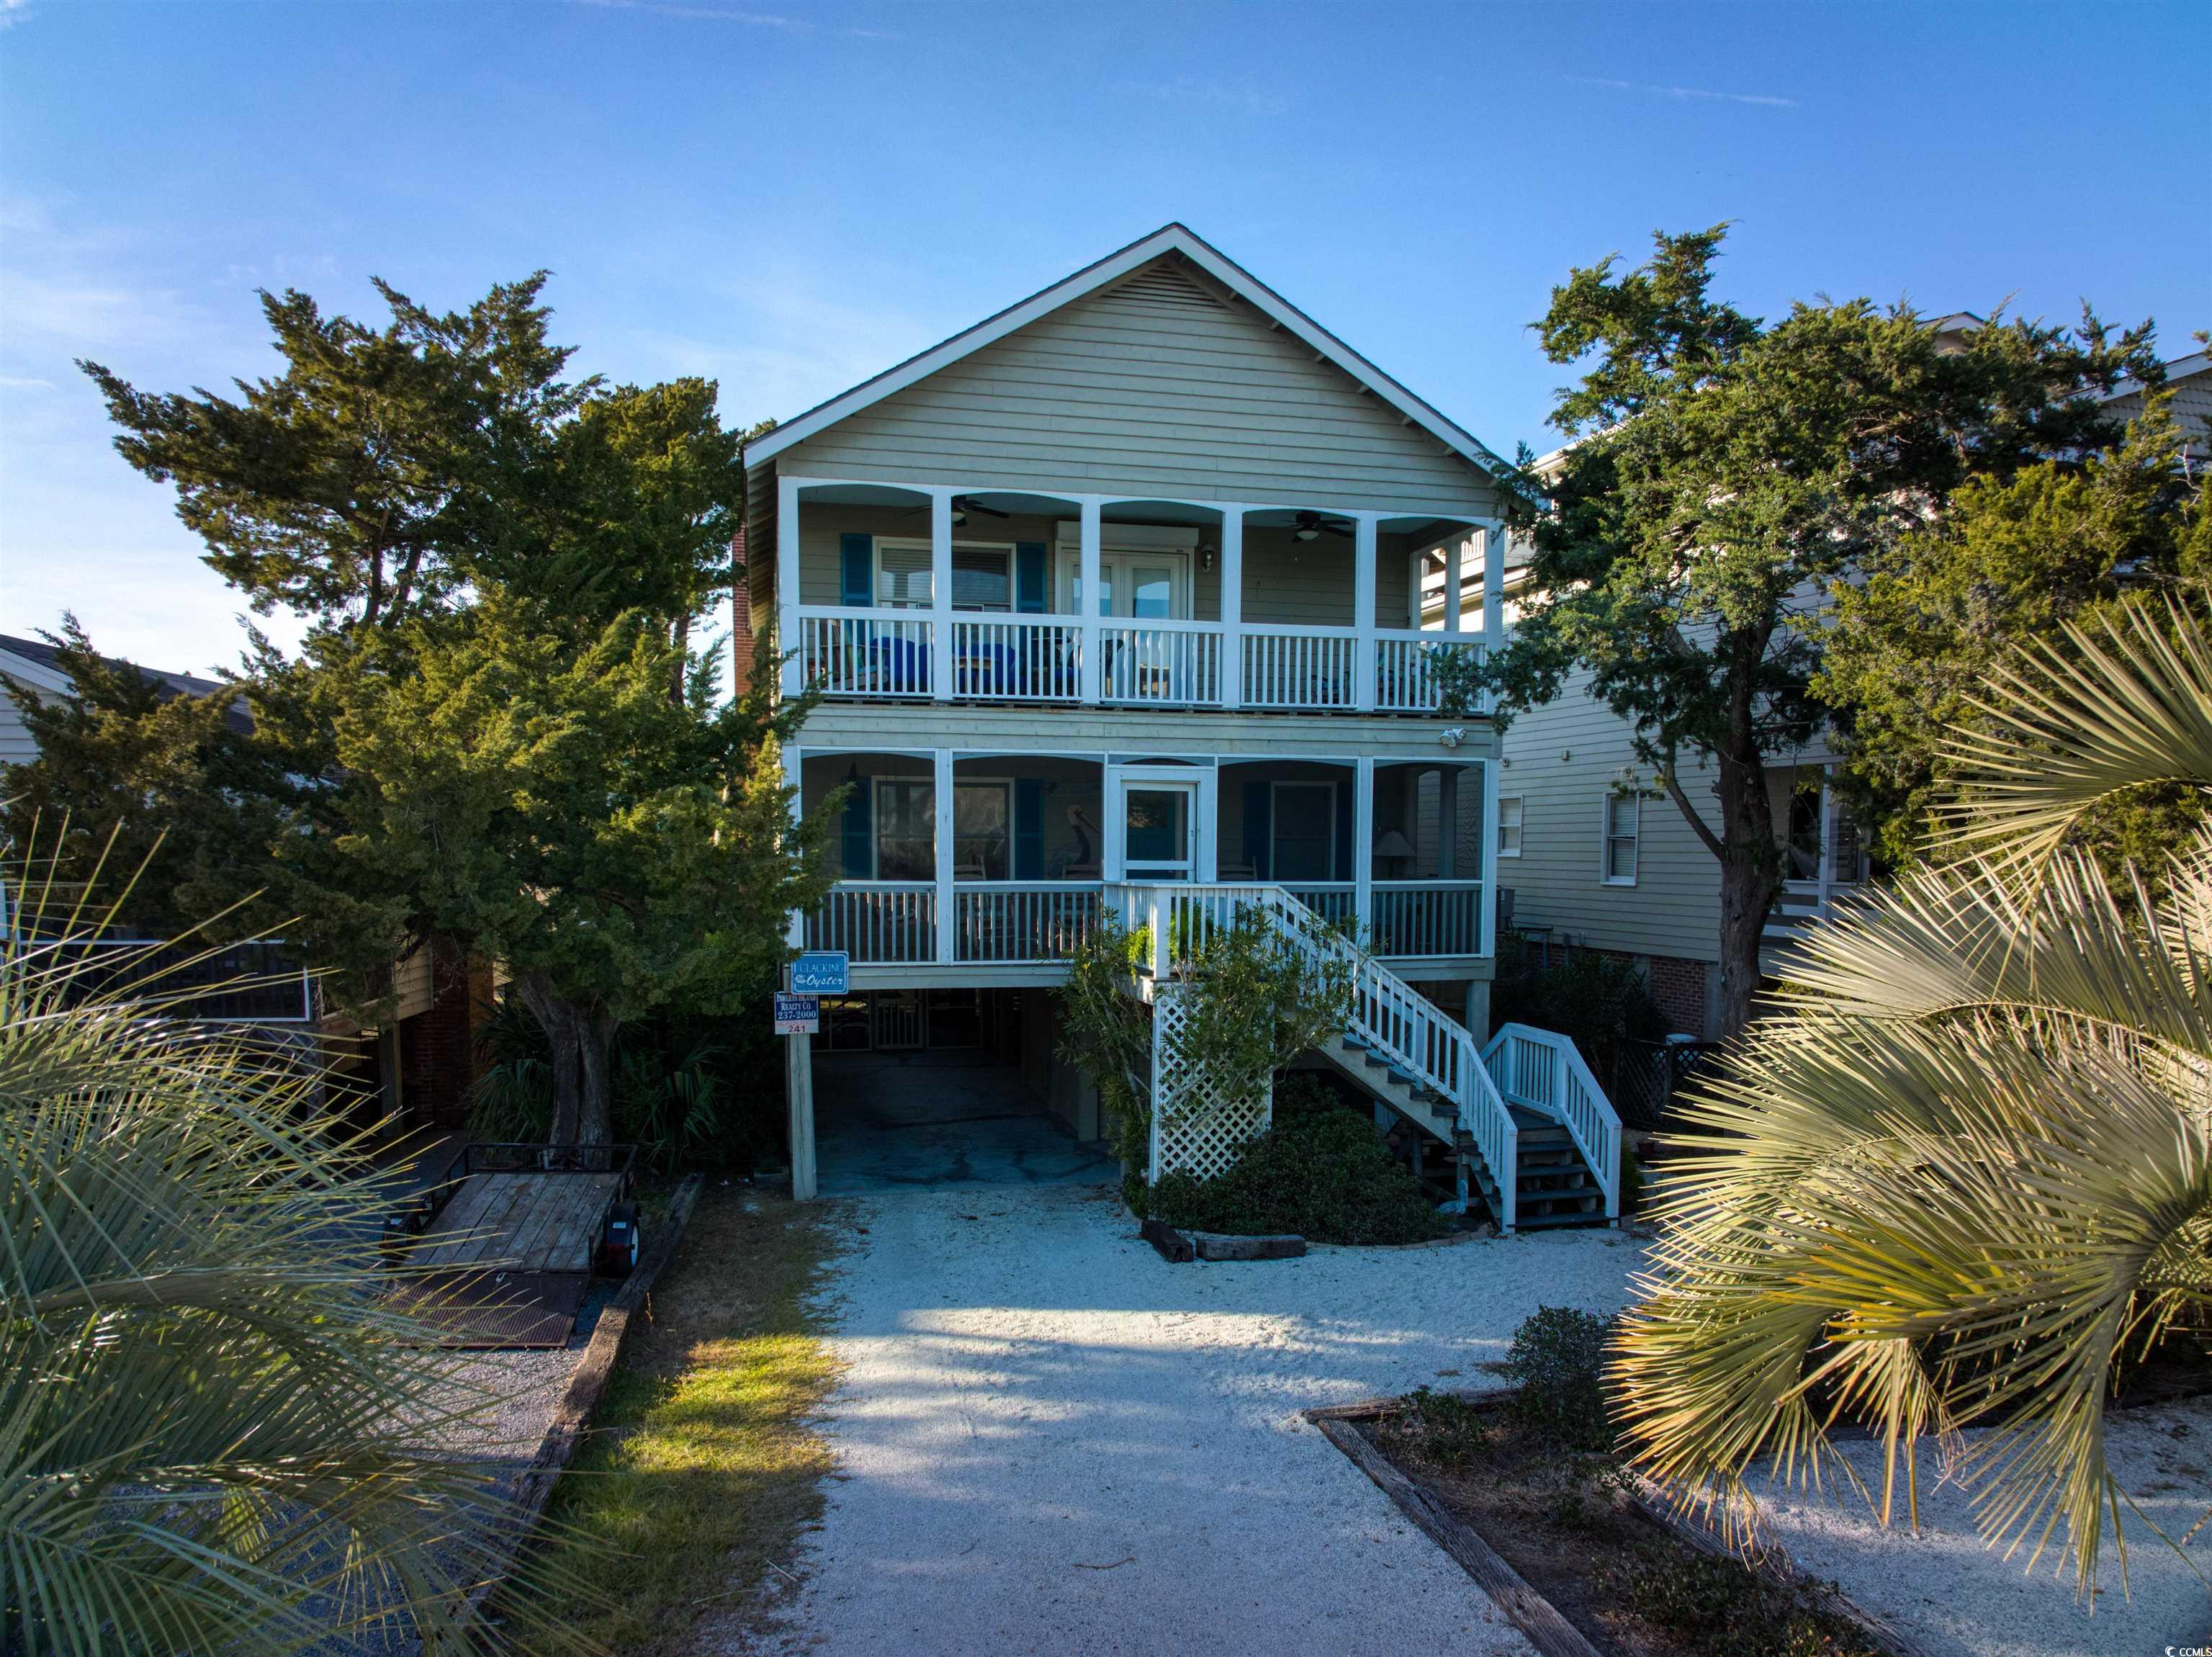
[783,736,815,1202]
[784,745,807,951]
[930,489,956,701]
[1437,765,1460,879]
[1219,506,1244,710]
[933,746,956,964]
[1353,755,1375,939]
[1354,514,1379,710]
[1482,521,1506,642]
[1079,498,1103,704]
[1480,755,1501,958]
[1445,531,1467,636]
[777,475,803,699]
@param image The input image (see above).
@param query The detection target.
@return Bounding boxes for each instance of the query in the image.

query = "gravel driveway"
[733,1180,1644,1656]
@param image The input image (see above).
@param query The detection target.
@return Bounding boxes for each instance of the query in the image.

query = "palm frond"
[1617,590,2212,1594]
[0,848,603,1653]
[1934,593,2212,874]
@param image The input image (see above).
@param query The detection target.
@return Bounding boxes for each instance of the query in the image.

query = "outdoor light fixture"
[1293,524,1319,542]
[1200,544,1215,571]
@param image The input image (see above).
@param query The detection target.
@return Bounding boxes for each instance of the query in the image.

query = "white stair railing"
[1481,1023,1622,1220]
[1109,881,1519,1231]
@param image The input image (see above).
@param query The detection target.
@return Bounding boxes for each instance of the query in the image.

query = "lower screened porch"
[795,747,1496,978]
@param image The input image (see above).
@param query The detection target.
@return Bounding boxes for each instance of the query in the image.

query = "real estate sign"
[773,992,819,1036]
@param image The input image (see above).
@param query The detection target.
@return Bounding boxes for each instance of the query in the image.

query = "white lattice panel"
[1148,986,1274,1183]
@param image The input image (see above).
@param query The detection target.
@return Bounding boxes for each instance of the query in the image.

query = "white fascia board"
[744,223,1513,484]
[2106,351,2211,400]
[0,647,73,697]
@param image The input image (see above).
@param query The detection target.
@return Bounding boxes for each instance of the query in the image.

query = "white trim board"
[745,224,1513,483]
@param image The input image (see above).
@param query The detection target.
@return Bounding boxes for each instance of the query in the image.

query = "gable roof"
[744,223,1511,485]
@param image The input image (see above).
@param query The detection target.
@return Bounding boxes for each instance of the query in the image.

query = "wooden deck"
[417,1171,624,1274]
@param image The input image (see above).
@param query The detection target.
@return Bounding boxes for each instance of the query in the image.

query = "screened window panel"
[1498,796,1524,857]
[877,545,932,609]
[1271,783,1336,881]
[1604,795,1639,882]
[953,782,1010,881]
[952,548,1012,612]
[874,779,935,880]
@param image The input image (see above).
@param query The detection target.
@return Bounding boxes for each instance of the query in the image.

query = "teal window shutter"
[842,777,873,876]
[1015,778,1044,879]
[840,534,873,607]
[1243,781,1271,879]
[1015,542,1047,614]
[1334,782,1354,881]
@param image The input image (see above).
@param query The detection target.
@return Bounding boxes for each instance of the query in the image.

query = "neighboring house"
[1479,347,2212,1038]
[0,631,486,1129]
[745,224,1619,1228]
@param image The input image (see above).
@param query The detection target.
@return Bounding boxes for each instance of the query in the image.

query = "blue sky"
[2,0,2206,672]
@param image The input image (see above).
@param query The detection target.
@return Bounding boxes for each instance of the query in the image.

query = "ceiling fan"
[902,495,1012,526]
[1292,511,1353,542]
[951,495,1009,526]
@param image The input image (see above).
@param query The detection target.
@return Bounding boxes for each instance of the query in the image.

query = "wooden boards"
[1307,1414,1607,1657]
[417,1171,624,1273]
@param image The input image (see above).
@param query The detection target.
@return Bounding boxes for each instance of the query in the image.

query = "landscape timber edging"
[1302,1391,1928,1657]
[455,1169,706,1638]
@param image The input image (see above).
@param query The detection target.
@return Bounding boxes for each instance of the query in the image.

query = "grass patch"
[516,1185,840,1654]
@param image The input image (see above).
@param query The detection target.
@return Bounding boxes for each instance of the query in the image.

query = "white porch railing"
[1100,620,1221,704]
[1375,632,1485,714]
[806,882,936,961]
[953,882,1102,962]
[1482,1023,1622,1220]
[799,608,933,697]
[1107,880,1520,1230]
[1370,880,1485,958]
[950,618,1083,702]
[1282,882,1355,930]
[1242,626,1358,709]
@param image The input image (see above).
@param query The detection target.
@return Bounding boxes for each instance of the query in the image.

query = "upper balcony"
[773,482,1503,717]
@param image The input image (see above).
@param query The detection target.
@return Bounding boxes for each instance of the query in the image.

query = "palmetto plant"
[1612,593,2212,1591]
[0,840,593,1653]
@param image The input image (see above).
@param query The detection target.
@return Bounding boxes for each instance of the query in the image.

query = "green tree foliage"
[42,276,819,1146]
[1612,594,2212,1592]
[1444,225,2158,1033]
[0,866,594,1655]
[1818,395,2211,875]
[82,276,582,634]
[259,601,827,1145]
[0,619,283,936]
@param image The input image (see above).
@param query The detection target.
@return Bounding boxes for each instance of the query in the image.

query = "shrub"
[1607,1548,1879,1657]
[1502,1305,1619,1451]
[1380,1386,1493,1472]
[1148,1079,1448,1245]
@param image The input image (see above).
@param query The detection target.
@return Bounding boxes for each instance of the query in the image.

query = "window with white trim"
[875,542,932,609]
[1601,794,1639,885]
[1498,795,1524,858]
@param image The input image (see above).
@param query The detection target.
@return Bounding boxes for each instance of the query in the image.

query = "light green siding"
[1496,674,1725,964]
[778,259,1498,518]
